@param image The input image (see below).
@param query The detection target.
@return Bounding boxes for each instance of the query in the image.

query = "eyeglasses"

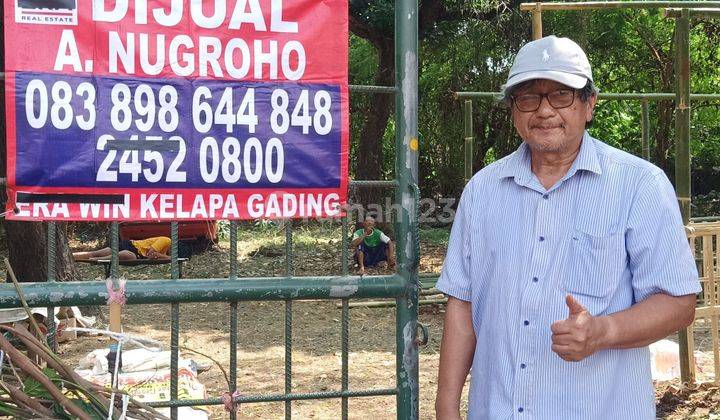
[512,89,577,112]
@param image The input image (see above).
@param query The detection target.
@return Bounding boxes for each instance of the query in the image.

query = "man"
[351,216,396,274]
[435,36,700,419]
[73,236,171,261]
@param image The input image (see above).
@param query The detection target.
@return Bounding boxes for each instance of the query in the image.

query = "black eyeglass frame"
[511,89,578,112]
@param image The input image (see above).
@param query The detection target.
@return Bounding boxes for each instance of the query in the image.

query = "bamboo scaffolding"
[520,2,720,11]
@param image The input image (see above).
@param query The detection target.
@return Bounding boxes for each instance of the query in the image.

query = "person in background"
[73,236,171,261]
[350,216,396,274]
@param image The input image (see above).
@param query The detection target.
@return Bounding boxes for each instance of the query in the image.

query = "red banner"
[4,0,348,221]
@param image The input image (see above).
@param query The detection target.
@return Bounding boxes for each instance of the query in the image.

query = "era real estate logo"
[15,0,77,25]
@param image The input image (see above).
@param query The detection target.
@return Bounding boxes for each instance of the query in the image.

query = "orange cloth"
[130,237,171,257]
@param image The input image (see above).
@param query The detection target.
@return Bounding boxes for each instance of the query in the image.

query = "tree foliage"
[348,4,720,216]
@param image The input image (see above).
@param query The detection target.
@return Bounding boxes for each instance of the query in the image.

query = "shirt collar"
[497,131,602,183]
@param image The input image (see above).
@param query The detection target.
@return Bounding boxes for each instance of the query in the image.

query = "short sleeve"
[436,186,474,302]
[351,230,362,240]
[151,237,172,254]
[379,231,391,244]
[626,172,701,302]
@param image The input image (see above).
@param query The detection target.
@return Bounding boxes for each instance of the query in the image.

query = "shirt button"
[542,194,549,200]
[539,236,545,242]
[532,277,538,283]
[523,320,530,326]
[518,407,524,413]
[520,363,527,369]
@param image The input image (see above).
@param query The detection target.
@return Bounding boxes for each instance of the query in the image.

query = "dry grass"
[59,223,457,419]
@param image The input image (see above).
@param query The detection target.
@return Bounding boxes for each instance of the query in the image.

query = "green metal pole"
[229,221,238,420]
[395,0,419,417]
[341,209,350,419]
[464,100,474,184]
[641,100,650,161]
[46,222,56,350]
[674,9,694,385]
[0,275,406,307]
[285,222,293,420]
[170,222,179,419]
[110,222,119,278]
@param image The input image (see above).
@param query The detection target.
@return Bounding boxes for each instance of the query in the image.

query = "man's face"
[510,79,596,154]
[363,219,375,231]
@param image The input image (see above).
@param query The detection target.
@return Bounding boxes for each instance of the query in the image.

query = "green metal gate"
[0,0,421,418]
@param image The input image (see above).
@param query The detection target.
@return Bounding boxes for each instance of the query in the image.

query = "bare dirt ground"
[34,223,720,418]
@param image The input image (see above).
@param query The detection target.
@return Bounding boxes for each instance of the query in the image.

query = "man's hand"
[146,248,158,259]
[550,295,607,362]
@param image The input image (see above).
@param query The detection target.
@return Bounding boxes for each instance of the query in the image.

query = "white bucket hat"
[502,36,593,94]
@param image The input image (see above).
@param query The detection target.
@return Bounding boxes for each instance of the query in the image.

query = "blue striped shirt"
[436,132,700,420]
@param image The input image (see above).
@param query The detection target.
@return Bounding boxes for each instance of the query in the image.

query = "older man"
[435,36,700,419]
[351,216,396,274]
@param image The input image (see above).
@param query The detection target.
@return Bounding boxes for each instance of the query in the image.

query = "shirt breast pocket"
[562,229,625,316]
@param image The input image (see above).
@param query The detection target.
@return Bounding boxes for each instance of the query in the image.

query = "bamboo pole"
[665,8,720,18]
[641,100,650,161]
[532,3,543,39]
[702,236,720,383]
[674,9,694,385]
[520,2,720,11]
[455,91,720,101]
[464,100,474,184]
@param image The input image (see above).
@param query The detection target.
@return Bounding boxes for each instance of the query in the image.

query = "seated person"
[73,236,171,261]
[350,216,396,274]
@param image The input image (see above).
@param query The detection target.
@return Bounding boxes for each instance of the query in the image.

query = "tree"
[349,0,524,204]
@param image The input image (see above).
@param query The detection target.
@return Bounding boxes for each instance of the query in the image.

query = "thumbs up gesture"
[550,295,605,362]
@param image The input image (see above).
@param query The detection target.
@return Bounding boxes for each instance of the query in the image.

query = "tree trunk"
[5,222,78,283]
[354,40,394,207]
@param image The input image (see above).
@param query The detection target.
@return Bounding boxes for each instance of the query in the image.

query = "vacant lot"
[31,223,719,418]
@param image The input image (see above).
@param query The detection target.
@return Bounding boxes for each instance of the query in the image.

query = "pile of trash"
[75,346,210,419]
